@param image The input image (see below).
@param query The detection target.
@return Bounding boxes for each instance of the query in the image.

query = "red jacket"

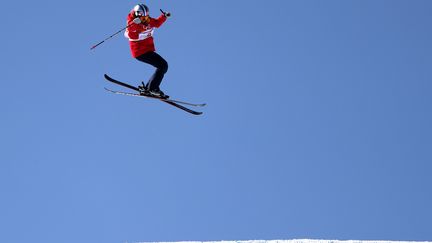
[125,11,167,58]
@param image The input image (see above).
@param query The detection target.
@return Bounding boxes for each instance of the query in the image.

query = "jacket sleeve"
[127,23,145,39]
[149,14,167,28]
[126,14,145,39]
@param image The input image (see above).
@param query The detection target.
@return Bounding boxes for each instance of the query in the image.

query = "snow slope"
[138,240,431,243]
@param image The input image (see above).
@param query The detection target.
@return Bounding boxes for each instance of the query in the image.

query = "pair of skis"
[104,74,205,115]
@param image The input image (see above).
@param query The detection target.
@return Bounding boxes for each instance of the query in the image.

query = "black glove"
[160,9,171,18]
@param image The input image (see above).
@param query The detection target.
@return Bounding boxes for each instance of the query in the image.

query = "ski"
[104,74,204,115]
[104,88,206,107]
[104,74,205,106]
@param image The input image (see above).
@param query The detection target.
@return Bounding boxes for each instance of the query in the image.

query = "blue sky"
[1,1,432,243]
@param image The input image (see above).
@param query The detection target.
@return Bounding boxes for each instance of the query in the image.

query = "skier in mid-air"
[92,4,204,114]
[125,4,171,98]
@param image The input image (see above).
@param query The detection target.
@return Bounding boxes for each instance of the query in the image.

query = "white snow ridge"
[137,239,432,243]
[137,240,432,243]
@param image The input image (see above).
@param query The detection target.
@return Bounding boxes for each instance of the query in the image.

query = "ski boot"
[138,82,149,95]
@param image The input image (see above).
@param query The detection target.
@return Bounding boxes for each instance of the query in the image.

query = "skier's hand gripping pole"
[160,9,171,18]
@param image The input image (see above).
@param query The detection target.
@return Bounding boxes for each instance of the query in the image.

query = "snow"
[138,240,432,243]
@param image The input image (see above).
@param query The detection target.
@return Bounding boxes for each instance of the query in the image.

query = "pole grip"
[160,9,171,17]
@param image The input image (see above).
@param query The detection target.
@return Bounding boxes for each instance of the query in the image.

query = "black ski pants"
[136,51,168,91]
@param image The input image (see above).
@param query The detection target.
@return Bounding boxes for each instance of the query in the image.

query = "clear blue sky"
[1,0,431,243]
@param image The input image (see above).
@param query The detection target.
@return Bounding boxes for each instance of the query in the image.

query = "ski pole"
[160,9,171,17]
[90,23,132,50]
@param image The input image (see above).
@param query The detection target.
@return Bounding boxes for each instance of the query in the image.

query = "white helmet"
[133,4,149,17]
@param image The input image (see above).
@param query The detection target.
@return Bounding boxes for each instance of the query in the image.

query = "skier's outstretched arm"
[150,10,171,28]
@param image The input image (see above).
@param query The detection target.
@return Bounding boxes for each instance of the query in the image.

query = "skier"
[125,4,171,98]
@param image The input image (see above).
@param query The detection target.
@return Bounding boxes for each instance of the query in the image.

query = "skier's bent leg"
[136,52,168,91]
